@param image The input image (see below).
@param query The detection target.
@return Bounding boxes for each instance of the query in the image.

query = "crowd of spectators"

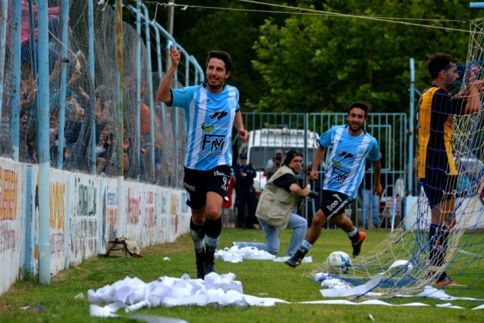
[9,0,172,184]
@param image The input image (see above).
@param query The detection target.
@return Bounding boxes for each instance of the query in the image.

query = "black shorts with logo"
[183,165,231,209]
[320,190,351,218]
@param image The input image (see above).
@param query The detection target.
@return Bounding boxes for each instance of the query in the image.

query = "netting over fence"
[1,1,193,187]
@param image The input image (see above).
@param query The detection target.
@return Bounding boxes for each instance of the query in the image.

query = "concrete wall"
[404,194,484,231]
[0,157,190,295]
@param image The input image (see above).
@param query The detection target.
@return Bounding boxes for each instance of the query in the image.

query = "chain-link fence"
[1,1,203,188]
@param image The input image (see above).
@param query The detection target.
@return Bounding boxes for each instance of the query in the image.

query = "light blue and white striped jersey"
[171,84,239,170]
[319,125,379,200]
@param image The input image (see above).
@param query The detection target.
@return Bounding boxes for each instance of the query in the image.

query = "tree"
[252,0,474,113]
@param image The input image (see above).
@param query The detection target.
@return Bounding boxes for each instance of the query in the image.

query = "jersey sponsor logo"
[201,122,214,132]
[339,151,354,159]
[220,175,228,191]
[326,199,340,212]
[210,111,228,120]
[213,170,227,177]
[357,146,366,154]
[202,134,226,152]
[334,193,343,202]
[333,166,349,181]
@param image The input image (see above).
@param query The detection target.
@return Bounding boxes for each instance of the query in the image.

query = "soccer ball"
[326,251,352,273]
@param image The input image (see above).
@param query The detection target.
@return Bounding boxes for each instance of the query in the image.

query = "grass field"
[0,229,483,322]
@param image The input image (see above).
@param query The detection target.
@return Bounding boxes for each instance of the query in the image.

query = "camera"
[307,191,319,199]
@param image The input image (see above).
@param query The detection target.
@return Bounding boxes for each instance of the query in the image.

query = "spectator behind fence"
[64,89,85,163]
[140,101,163,180]
[96,126,113,175]
[361,150,383,229]
[19,109,31,162]
[233,153,258,229]
[19,0,60,77]
[264,149,283,180]
[20,79,36,114]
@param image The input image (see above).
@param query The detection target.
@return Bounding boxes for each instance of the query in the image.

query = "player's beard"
[207,82,223,92]
[348,122,363,134]
[207,77,224,92]
[445,80,457,91]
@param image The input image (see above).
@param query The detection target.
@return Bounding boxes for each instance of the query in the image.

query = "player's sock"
[204,218,222,274]
[190,219,205,279]
[285,240,312,268]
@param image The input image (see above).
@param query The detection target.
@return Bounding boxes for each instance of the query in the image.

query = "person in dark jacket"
[234,153,258,228]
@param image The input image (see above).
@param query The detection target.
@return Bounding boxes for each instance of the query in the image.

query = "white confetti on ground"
[88,272,288,317]
[215,245,312,263]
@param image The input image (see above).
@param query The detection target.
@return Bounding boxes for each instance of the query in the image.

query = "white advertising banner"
[0,158,192,296]
[124,182,142,243]
[404,195,484,231]
[0,158,24,295]
[49,169,71,275]
[142,185,158,247]
[69,175,100,265]
[99,177,119,254]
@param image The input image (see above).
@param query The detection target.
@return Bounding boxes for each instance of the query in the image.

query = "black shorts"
[183,165,231,209]
[320,190,351,218]
[420,169,457,208]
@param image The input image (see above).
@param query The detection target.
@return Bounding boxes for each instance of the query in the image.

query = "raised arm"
[462,65,484,114]
[155,48,180,103]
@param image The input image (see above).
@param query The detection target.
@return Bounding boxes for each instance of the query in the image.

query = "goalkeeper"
[417,53,482,287]
[286,102,382,268]
[234,150,310,257]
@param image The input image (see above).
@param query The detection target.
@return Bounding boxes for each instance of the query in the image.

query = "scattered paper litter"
[215,245,312,263]
[436,303,464,309]
[88,272,288,316]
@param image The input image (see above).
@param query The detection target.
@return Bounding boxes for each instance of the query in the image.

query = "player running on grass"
[156,48,248,278]
[286,102,382,268]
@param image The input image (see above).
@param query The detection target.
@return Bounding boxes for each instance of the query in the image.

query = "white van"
[242,128,320,193]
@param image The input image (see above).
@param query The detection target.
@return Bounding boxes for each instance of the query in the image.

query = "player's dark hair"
[427,53,457,79]
[206,50,232,73]
[283,150,303,166]
[347,101,370,117]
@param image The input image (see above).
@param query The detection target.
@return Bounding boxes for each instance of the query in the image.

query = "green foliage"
[120,1,478,113]
[252,0,476,112]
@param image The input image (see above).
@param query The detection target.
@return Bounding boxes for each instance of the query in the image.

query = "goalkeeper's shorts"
[420,169,457,208]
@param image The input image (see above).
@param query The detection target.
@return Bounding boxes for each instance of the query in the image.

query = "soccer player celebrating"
[286,102,382,268]
[156,48,248,278]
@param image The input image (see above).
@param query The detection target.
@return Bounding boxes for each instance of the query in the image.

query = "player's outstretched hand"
[169,48,181,67]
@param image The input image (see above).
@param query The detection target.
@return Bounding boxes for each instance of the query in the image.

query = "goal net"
[316,19,484,299]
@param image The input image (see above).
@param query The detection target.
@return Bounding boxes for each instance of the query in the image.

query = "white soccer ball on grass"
[326,251,352,273]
